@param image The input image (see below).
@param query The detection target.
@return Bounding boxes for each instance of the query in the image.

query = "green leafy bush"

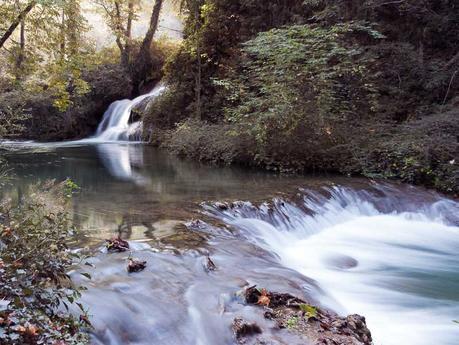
[220,22,383,171]
[0,102,30,139]
[160,118,254,165]
[0,181,90,345]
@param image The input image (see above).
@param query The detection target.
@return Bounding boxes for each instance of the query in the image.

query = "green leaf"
[299,304,317,318]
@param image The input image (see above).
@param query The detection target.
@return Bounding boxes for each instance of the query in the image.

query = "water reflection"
[96,143,150,185]
[1,143,318,244]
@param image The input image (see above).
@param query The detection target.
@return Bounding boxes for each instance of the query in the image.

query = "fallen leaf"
[256,288,270,307]
[25,324,39,337]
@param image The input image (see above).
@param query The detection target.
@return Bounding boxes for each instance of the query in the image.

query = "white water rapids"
[205,186,459,345]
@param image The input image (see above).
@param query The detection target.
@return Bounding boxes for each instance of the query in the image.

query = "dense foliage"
[0,0,91,109]
[0,180,90,345]
[221,22,382,171]
[0,0,457,193]
[143,0,458,194]
[0,0,170,140]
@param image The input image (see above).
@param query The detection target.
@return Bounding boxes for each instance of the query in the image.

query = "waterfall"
[93,84,165,142]
[204,186,459,345]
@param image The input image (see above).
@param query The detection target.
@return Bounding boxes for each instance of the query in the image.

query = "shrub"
[354,108,459,194]
[160,119,254,165]
[0,180,90,345]
[0,103,30,139]
[220,22,383,171]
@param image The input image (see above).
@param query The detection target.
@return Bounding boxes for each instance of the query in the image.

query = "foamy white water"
[94,84,165,141]
[205,186,459,345]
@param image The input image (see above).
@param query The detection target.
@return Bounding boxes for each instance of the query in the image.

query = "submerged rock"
[127,258,147,273]
[106,237,130,252]
[232,317,262,342]
[214,202,229,211]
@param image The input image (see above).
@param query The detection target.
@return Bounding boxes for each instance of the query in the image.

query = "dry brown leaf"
[256,288,271,307]
[25,324,39,336]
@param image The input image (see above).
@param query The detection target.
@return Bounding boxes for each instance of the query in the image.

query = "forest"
[0,1,458,344]
[0,0,457,193]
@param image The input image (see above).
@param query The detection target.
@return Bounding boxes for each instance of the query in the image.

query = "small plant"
[299,304,318,319]
[286,316,299,329]
[64,178,80,198]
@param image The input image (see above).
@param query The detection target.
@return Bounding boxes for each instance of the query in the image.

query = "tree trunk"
[114,0,129,67]
[195,42,202,120]
[60,8,66,58]
[194,7,202,120]
[140,0,163,54]
[66,0,79,56]
[131,0,163,94]
[0,0,36,49]
[15,17,25,80]
[124,0,134,65]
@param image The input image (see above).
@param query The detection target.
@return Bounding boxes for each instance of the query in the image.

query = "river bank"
[138,0,458,196]
[140,116,459,197]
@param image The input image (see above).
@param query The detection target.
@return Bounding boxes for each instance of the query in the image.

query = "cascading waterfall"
[93,84,165,141]
[204,186,459,345]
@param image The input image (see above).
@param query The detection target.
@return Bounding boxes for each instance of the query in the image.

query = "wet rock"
[324,255,358,270]
[232,317,262,341]
[106,237,129,252]
[244,285,304,308]
[342,315,372,344]
[243,286,373,345]
[245,285,262,304]
[79,314,92,327]
[127,258,147,273]
[187,219,207,230]
[215,202,229,211]
[205,256,217,272]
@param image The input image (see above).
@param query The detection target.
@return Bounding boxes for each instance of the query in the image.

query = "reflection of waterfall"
[96,143,149,184]
[205,186,459,345]
[94,84,165,141]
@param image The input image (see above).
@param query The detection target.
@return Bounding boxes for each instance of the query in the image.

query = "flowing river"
[1,142,458,345]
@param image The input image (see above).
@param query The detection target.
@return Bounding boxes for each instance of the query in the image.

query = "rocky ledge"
[233,286,372,345]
